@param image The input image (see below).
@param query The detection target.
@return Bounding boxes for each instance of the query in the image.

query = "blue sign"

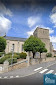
[44,74,56,85]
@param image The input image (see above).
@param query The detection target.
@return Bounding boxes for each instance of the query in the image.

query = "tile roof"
[4,36,27,41]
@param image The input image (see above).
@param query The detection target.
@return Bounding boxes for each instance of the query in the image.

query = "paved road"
[0,61,56,85]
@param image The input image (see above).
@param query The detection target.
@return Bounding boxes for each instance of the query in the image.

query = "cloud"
[0,16,11,36]
[27,28,35,37]
[0,2,12,36]
[50,6,56,27]
[52,43,56,50]
[27,25,54,37]
[27,16,41,27]
[0,2,12,16]
[52,6,56,13]
[50,36,56,43]
[50,36,56,50]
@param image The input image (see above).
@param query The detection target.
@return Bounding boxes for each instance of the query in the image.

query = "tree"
[37,42,47,58]
[0,37,6,52]
[23,35,42,58]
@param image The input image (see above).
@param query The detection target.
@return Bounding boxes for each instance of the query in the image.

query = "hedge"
[8,58,17,65]
[46,53,52,57]
[54,56,56,57]
[0,52,5,57]
[0,53,20,64]
[0,52,27,64]
[19,52,27,59]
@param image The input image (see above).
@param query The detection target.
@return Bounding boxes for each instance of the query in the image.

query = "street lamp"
[11,47,14,67]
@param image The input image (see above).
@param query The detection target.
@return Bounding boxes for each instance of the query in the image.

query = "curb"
[0,61,56,79]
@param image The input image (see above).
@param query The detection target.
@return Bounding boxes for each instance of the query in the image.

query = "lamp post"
[11,47,14,67]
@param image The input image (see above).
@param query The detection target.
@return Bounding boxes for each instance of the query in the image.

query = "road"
[0,61,56,85]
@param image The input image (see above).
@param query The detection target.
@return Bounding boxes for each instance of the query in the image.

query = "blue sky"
[0,0,56,49]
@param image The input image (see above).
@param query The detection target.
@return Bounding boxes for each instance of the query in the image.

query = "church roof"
[4,36,27,41]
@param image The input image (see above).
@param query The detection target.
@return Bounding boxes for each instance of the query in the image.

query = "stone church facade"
[4,27,54,57]
[33,27,54,57]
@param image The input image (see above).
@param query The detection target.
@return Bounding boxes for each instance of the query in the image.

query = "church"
[4,27,54,58]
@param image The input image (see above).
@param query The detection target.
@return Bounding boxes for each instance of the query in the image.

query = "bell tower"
[33,27,50,53]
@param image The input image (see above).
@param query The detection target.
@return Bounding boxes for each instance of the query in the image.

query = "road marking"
[4,76,8,78]
[46,70,54,74]
[39,69,48,74]
[10,76,13,78]
[16,75,19,78]
[34,67,42,71]
[0,77,1,78]
[55,73,56,75]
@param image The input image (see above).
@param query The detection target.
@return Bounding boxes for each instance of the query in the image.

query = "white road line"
[4,76,8,78]
[46,70,54,74]
[55,73,56,75]
[39,69,48,74]
[34,67,42,71]
[16,75,19,78]
[0,77,1,78]
[10,76,13,78]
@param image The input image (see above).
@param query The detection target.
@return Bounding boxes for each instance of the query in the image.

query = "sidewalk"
[0,60,56,78]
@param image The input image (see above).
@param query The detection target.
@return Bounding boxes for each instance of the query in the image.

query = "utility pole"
[11,47,14,69]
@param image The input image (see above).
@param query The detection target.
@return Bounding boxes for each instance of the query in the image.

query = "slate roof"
[4,36,27,41]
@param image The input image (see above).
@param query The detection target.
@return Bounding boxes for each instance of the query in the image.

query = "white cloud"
[52,43,56,50]
[50,36,56,50]
[50,6,56,27]
[50,36,56,43]
[27,25,54,37]
[50,13,56,27]
[0,2,12,16]
[0,2,12,36]
[27,28,35,37]
[27,16,41,27]
[0,16,11,36]
[52,6,56,13]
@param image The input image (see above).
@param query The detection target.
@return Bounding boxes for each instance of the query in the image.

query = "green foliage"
[8,58,17,65]
[0,37,6,52]
[23,35,41,52]
[0,52,19,64]
[37,41,47,53]
[54,56,56,57]
[0,52,5,57]
[19,52,27,59]
[23,35,47,58]
[0,55,10,64]
[46,53,52,57]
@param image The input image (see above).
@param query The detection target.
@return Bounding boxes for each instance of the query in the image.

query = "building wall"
[33,27,54,57]
[33,27,50,52]
[5,40,24,54]
[5,27,54,58]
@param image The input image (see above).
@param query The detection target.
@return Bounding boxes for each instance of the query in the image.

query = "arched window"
[12,44,14,51]
[21,44,23,51]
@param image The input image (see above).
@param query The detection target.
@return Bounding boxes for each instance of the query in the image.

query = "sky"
[0,0,56,50]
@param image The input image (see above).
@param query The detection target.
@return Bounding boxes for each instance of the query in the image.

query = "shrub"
[0,52,26,64]
[0,52,5,57]
[8,58,17,65]
[13,55,20,59]
[19,52,27,59]
[46,53,52,57]
[0,54,18,64]
[54,56,56,57]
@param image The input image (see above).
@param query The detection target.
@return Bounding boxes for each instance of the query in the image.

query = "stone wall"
[33,27,54,57]
[0,59,28,73]
[30,57,56,65]
[8,59,28,71]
